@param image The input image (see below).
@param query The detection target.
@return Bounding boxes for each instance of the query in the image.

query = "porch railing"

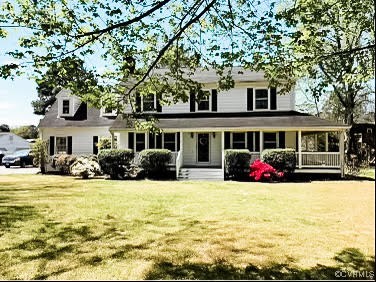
[296,152,341,168]
[176,151,183,178]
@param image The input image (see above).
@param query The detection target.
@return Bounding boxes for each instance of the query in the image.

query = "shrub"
[97,137,112,150]
[224,149,251,180]
[138,149,171,179]
[261,148,296,176]
[70,155,101,179]
[249,159,284,182]
[98,149,134,179]
[30,138,48,174]
[52,154,77,175]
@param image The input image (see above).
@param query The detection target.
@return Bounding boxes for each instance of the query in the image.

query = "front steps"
[178,168,224,181]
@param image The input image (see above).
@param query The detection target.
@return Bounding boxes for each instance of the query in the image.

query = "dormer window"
[62,100,70,114]
[255,89,268,110]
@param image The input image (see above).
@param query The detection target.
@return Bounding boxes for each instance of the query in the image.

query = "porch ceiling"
[111,113,349,131]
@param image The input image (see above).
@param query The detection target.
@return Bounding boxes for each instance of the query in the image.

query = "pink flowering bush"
[249,159,284,182]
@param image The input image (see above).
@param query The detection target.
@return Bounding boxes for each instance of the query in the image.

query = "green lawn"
[0,175,374,280]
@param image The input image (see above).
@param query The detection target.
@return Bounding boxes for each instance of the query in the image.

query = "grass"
[0,175,374,280]
[359,167,375,179]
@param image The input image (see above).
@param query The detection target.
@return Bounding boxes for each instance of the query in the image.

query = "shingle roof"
[38,99,115,128]
[110,111,348,130]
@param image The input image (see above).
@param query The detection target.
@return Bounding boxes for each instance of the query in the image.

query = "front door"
[197,133,210,163]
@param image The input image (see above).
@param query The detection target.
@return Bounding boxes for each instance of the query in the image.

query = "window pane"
[255,100,268,109]
[63,100,70,114]
[232,133,246,149]
[163,133,176,151]
[255,89,268,99]
[198,99,209,111]
[255,89,268,109]
[136,133,145,152]
[56,137,67,153]
[143,94,155,111]
[263,133,276,149]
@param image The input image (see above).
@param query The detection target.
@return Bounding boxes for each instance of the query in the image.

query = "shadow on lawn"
[146,248,375,280]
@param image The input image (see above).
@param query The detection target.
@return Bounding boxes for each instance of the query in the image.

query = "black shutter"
[190,92,195,112]
[128,132,134,150]
[224,132,231,149]
[49,136,55,156]
[67,136,72,155]
[156,134,162,148]
[177,133,180,151]
[247,132,254,152]
[156,96,162,112]
[279,131,285,148]
[135,93,141,112]
[270,87,277,110]
[211,89,217,112]
[296,131,299,149]
[255,132,260,151]
[247,88,253,111]
[93,136,98,155]
[148,133,155,149]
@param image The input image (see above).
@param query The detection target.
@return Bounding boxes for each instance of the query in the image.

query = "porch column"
[145,132,149,149]
[339,131,345,178]
[110,131,115,149]
[221,131,225,170]
[298,130,302,168]
[325,133,329,152]
[259,131,264,153]
[180,131,183,153]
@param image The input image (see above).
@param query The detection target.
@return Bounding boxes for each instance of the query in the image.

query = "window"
[142,94,155,112]
[62,100,70,114]
[197,90,210,111]
[135,133,145,152]
[255,89,268,110]
[263,133,277,149]
[56,137,67,153]
[232,133,246,149]
[163,133,176,151]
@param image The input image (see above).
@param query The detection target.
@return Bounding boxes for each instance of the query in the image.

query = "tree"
[31,138,48,174]
[0,0,293,118]
[11,125,38,139]
[277,0,375,154]
[31,56,98,115]
[0,124,10,132]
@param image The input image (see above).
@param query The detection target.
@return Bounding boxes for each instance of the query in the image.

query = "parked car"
[0,150,4,165]
[1,149,34,168]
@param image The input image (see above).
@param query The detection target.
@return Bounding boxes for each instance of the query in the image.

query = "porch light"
[213,132,216,138]
[191,132,194,138]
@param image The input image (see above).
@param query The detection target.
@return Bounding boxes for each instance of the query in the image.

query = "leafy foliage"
[30,138,48,174]
[97,137,112,151]
[224,149,251,180]
[97,149,134,179]
[261,148,296,175]
[138,149,172,179]
[249,159,284,182]
[10,125,38,139]
[52,154,77,175]
[70,155,101,179]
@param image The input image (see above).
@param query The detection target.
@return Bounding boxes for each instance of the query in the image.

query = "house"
[38,89,115,157]
[39,68,349,179]
[0,132,30,156]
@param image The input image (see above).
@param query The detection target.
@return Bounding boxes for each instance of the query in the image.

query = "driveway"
[0,165,40,175]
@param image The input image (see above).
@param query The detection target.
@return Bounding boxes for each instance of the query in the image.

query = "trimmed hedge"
[138,149,172,179]
[224,149,251,180]
[98,149,134,179]
[261,148,296,175]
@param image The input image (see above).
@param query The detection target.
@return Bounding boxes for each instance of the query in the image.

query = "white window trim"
[162,133,178,152]
[61,99,71,115]
[56,136,68,154]
[253,88,270,111]
[142,94,157,113]
[230,132,247,149]
[196,90,211,112]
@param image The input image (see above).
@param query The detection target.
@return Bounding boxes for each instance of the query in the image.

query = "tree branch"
[76,0,173,38]
[321,44,375,58]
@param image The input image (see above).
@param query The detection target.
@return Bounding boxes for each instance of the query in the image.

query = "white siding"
[41,127,111,155]
[182,132,222,166]
[162,102,190,113]
[217,88,246,112]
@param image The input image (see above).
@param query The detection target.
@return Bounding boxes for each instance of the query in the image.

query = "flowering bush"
[249,159,284,182]
[70,155,101,179]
